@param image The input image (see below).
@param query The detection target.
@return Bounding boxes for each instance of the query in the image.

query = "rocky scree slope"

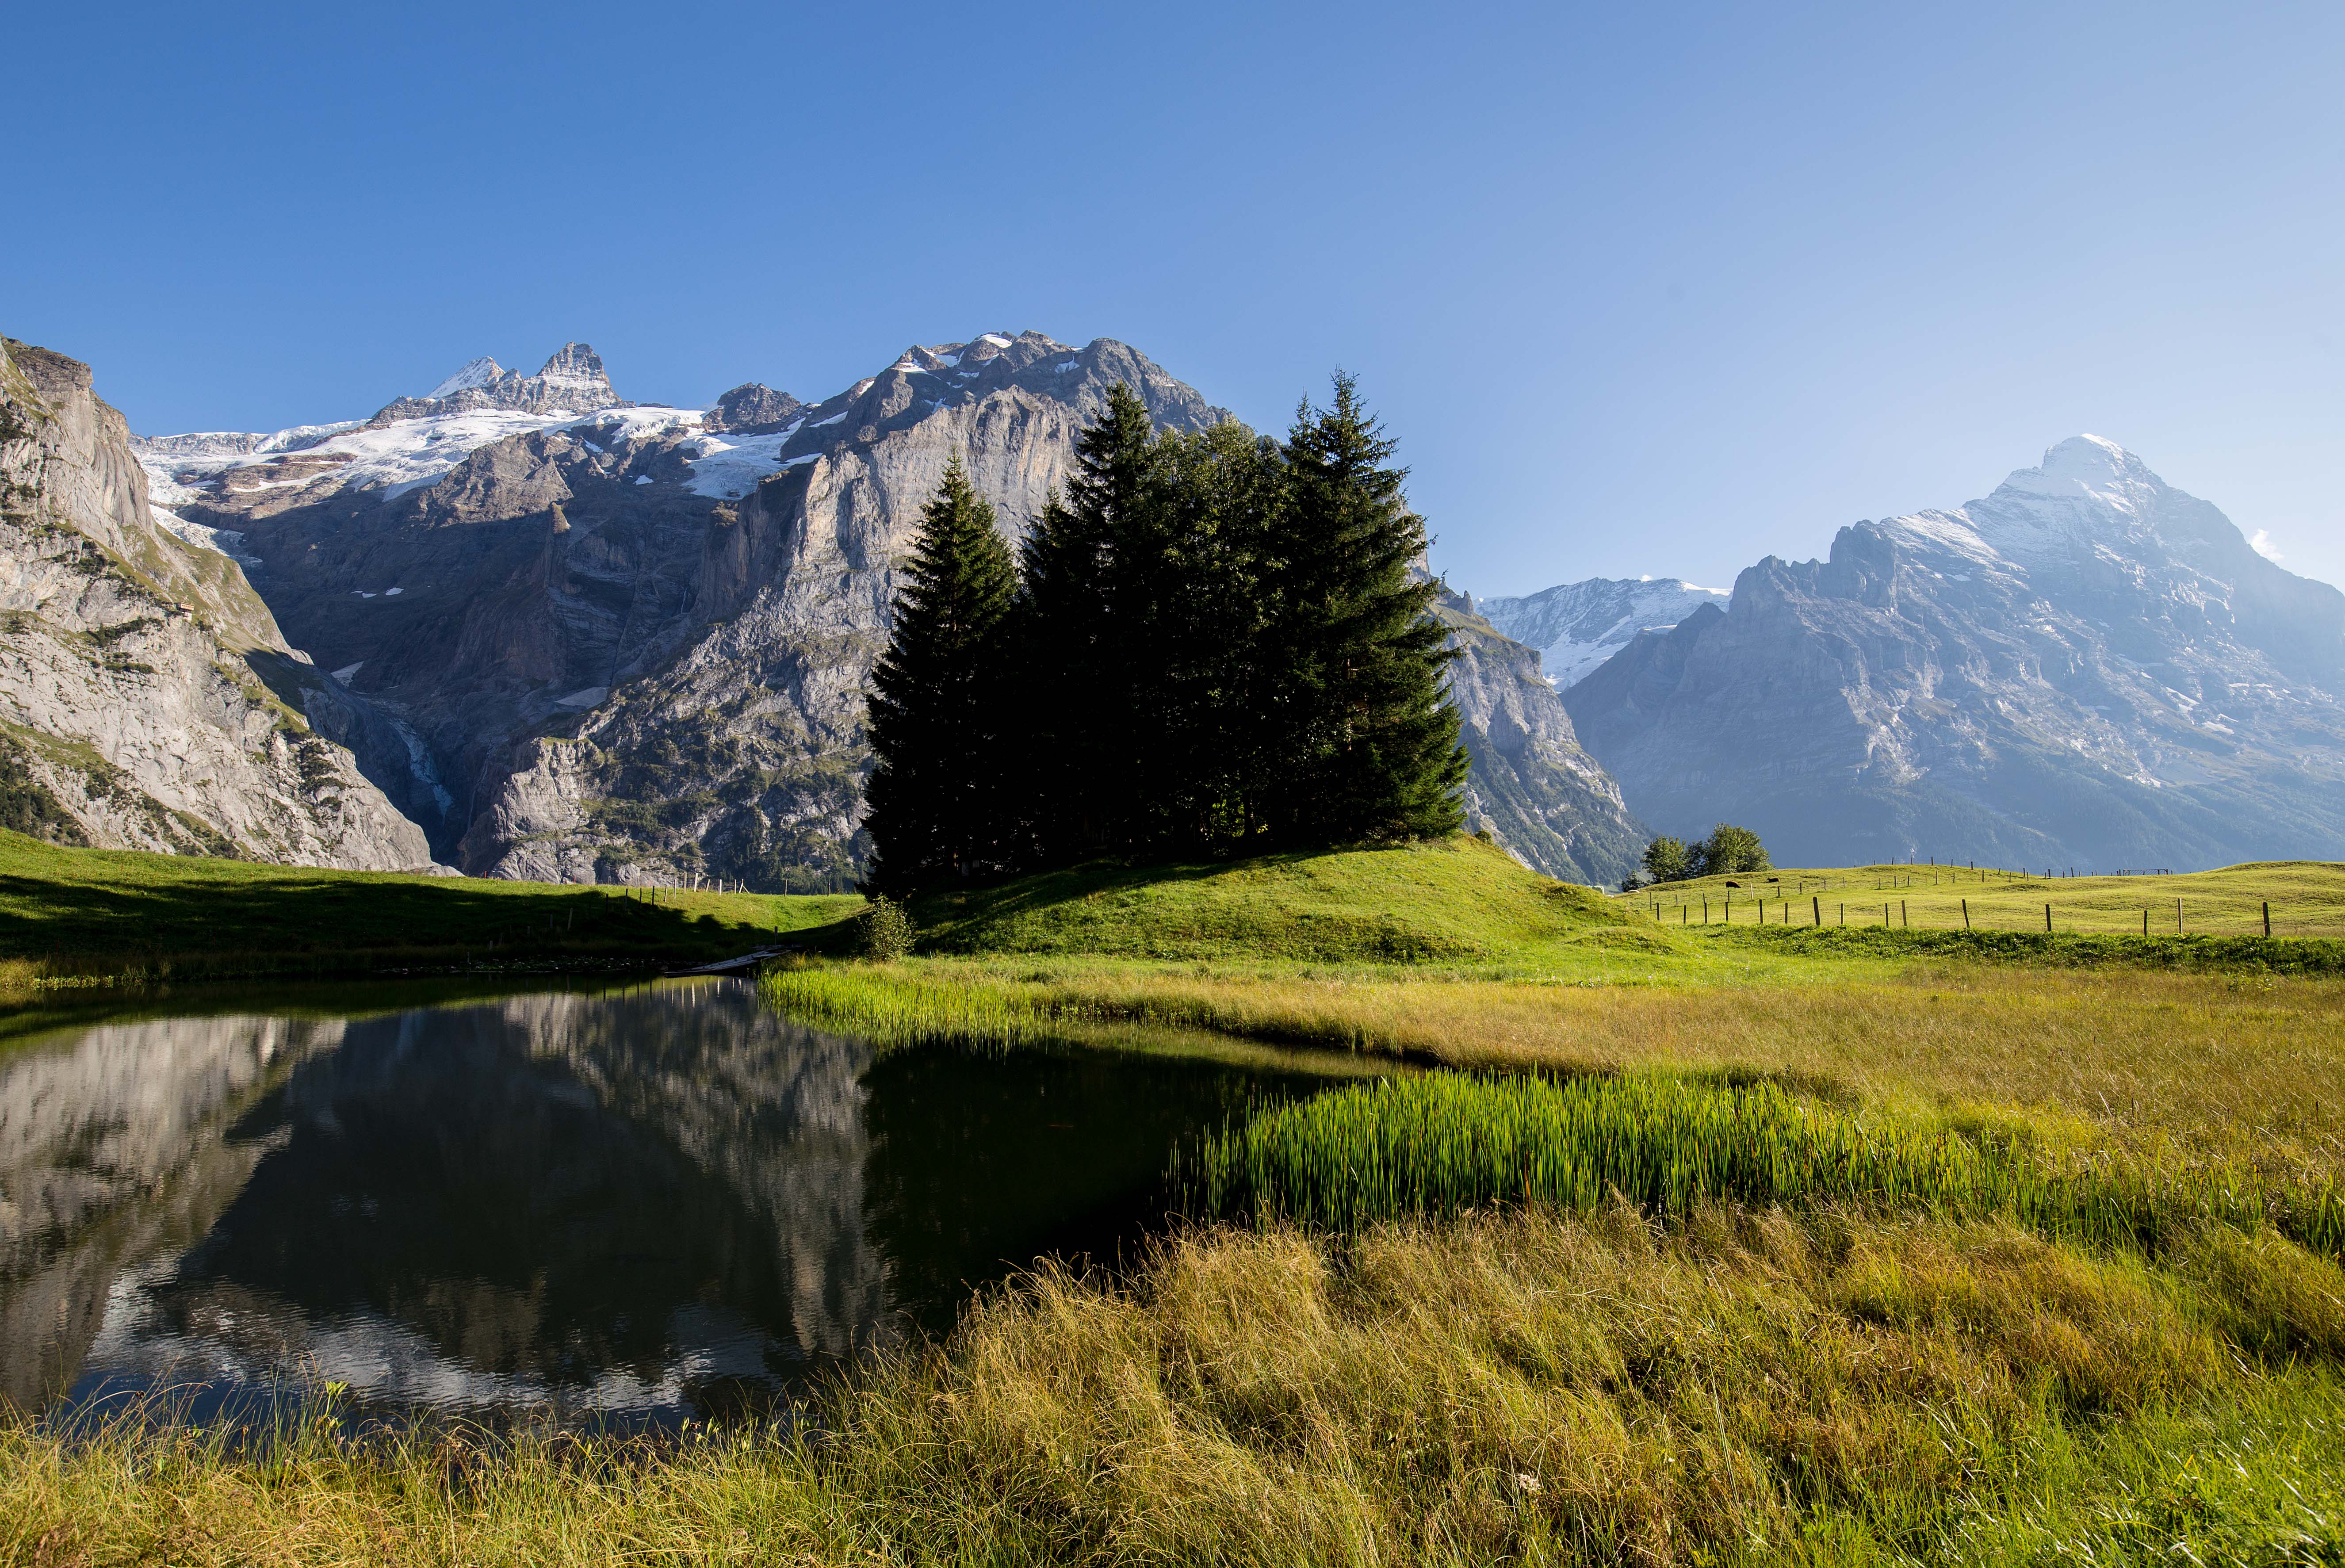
[149,333,1637,887]
[1480,577,1729,689]
[1562,436,2345,871]
[0,337,433,868]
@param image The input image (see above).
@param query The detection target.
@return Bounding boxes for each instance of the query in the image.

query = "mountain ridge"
[127,331,1638,886]
[1562,436,2345,871]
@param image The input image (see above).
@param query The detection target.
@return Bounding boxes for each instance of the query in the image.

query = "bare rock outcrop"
[0,337,436,867]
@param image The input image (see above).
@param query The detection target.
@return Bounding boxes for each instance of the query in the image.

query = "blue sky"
[10,0,2342,596]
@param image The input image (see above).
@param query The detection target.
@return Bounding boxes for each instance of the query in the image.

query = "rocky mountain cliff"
[0,337,434,867]
[1562,436,2345,871]
[145,332,1637,887]
[1480,577,1729,688]
[1432,586,1646,883]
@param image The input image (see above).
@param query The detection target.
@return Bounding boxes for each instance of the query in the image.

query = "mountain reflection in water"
[0,978,1343,1426]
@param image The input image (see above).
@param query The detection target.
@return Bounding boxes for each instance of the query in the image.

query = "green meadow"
[0,827,861,990]
[9,831,2345,1562]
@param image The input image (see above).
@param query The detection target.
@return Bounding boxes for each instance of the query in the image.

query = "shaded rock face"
[0,337,434,868]
[1433,586,1647,885]
[1562,436,2345,871]
[1480,577,1729,689]
[705,382,808,434]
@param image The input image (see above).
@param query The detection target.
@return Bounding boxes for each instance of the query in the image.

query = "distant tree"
[1692,823,1770,876]
[1265,374,1465,844]
[1641,834,1693,883]
[862,455,1019,891]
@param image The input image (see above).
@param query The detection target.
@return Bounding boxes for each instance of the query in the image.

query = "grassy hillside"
[905,834,1633,962]
[1627,859,2345,937]
[0,829,861,986]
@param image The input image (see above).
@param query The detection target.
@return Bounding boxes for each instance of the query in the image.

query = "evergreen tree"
[862,455,1019,891]
[1266,375,1467,843]
[1014,384,1157,860]
[1124,420,1285,851]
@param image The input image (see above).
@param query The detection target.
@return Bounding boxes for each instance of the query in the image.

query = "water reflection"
[0,979,1347,1426]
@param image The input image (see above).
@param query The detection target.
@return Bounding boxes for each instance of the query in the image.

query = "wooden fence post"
[1961,898,1970,930]
[2044,903,2052,933]
[2264,901,2272,938]
[1813,896,1821,926]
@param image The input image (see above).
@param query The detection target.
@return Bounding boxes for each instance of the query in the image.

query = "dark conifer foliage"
[862,455,1019,891]
[1125,420,1285,849]
[1268,375,1467,842]
[1014,385,1156,858]
[864,377,1465,891]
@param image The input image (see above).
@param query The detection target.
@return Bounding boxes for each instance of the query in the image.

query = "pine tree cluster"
[864,379,1469,892]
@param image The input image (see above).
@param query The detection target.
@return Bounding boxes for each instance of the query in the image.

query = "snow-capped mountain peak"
[1996,433,2162,516]
[135,344,632,509]
[426,357,505,400]
[1968,433,2189,568]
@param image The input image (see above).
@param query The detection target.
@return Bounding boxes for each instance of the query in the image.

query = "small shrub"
[860,895,915,961]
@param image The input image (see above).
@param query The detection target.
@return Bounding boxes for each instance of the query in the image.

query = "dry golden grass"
[8,1205,2342,1565]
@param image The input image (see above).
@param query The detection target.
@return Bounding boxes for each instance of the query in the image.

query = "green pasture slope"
[10,819,2344,990]
[902,834,1645,963]
[1628,859,2345,937]
[0,829,861,986]
[1624,857,2345,973]
[884,834,2345,980]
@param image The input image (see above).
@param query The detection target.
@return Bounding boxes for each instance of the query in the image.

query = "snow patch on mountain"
[138,401,711,510]
[1481,576,1730,688]
[682,429,792,498]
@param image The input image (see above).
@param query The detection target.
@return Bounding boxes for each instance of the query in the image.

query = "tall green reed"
[759,964,1056,1048]
[1184,1071,2345,1257]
